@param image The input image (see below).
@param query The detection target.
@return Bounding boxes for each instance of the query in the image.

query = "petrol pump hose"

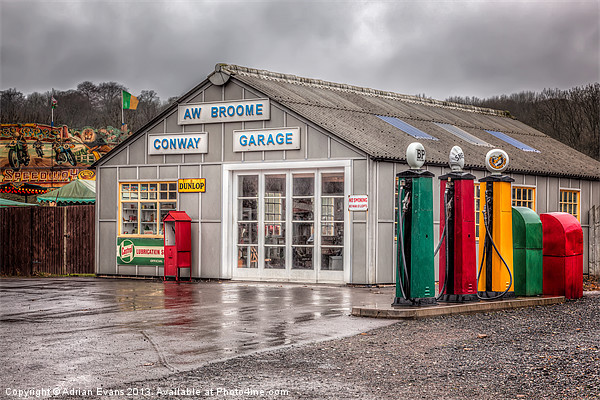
[435,186,452,300]
[396,186,411,300]
[476,188,513,300]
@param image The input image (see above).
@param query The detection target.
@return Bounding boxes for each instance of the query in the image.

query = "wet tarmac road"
[0,278,395,394]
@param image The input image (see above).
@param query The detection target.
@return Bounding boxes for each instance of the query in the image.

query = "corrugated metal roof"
[220,64,599,179]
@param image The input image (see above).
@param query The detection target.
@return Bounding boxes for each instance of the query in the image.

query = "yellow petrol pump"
[478,149,514,299]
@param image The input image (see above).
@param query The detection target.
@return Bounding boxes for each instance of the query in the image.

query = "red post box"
[163,211,192,282]
[540,212,583,299]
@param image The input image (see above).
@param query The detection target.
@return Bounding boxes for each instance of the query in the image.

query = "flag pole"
[51,88,54,128]
[121,90,125,131]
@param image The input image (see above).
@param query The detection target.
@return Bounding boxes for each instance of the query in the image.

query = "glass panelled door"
[237,175,259,269]
[320,173,344,271]
[264,174,286,270]
[233,169,345,282]
[292,173,314,271]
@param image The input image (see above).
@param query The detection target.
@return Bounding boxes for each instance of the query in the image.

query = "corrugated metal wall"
[0,205,95,276]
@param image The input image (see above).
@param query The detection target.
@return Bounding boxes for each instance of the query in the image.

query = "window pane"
[265,174,286,196]
[322,173,344,195]
[320,197,344,220]
[168,192,176,200]
[239,175,258,197]
[293,222,314,245]
[237,246,258,268]
[238,223,258,244]
[238,199,258,221]
[168,183,176,191]
[264,223,286,245]
[293,174,314,196]
[293,198,314,220]
[121,203,138,235]
[292,247,313,270]
[322,222,344,245]
[264,246,286,269]
[160,183,168,191]
[321,247,343,271]
[264,198,285,221]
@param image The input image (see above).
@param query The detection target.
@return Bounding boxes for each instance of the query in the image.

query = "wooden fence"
[0,205,95,276]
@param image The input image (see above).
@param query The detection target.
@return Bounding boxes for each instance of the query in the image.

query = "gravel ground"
[70,292,600,400]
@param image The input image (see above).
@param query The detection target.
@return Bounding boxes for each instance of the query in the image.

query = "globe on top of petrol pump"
[406,142,426,169]
[485,149,509,174]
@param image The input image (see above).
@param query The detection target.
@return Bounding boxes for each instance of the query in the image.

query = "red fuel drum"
[439,176,477,298]
[540,212,583,299]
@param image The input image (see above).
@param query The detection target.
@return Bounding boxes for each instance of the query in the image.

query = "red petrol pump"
[437,146,478,302]
[477,149,515,299]
[163,211,192,282]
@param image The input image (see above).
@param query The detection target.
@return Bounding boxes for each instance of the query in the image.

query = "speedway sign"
[117,238,164,265]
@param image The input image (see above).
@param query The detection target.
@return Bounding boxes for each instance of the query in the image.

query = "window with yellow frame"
[559,189,580,221]
[120,182,177,236]
[512,186,536,211]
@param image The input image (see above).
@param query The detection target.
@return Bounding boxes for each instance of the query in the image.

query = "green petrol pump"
[393,142,436,307]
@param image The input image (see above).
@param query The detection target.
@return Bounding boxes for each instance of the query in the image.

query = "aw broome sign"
[233,127,300,152]
[148,133,208,155]
[117,238,164,265]
[178,178,206,193]
[178,99,270,125]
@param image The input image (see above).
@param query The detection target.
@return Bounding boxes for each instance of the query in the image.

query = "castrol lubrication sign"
[178,178,206,193]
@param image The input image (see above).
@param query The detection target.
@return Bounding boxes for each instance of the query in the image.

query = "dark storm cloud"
[1,0,598,102]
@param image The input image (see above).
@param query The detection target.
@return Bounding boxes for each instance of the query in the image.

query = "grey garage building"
[94,64,600,284]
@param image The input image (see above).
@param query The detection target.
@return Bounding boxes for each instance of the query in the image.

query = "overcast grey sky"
[1,0,598,102]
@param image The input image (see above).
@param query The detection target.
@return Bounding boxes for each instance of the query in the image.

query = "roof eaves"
[220,64,511,118]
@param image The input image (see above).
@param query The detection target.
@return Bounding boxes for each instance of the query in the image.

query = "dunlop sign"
[178,178,206,193]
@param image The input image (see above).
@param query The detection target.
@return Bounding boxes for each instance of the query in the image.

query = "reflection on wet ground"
[0,278,394,391]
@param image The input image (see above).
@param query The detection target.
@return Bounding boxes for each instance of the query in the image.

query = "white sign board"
[148,133,208,155]
[233,127,301,152]
[348,195,368,211]
[178,99,270,125]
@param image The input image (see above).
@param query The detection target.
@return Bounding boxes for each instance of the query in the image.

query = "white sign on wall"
[233,127,301,152]
[348,195,368,211]
[148,133,208,155]
[178,99,270,125]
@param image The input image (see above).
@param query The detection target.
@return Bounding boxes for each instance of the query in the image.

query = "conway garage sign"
[178,99,270,125]
[148,133,208,155]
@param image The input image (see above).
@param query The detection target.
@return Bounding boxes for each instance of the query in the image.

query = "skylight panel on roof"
[434,122,492,147]
[377,115,438,140]
[484,130,540,153]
